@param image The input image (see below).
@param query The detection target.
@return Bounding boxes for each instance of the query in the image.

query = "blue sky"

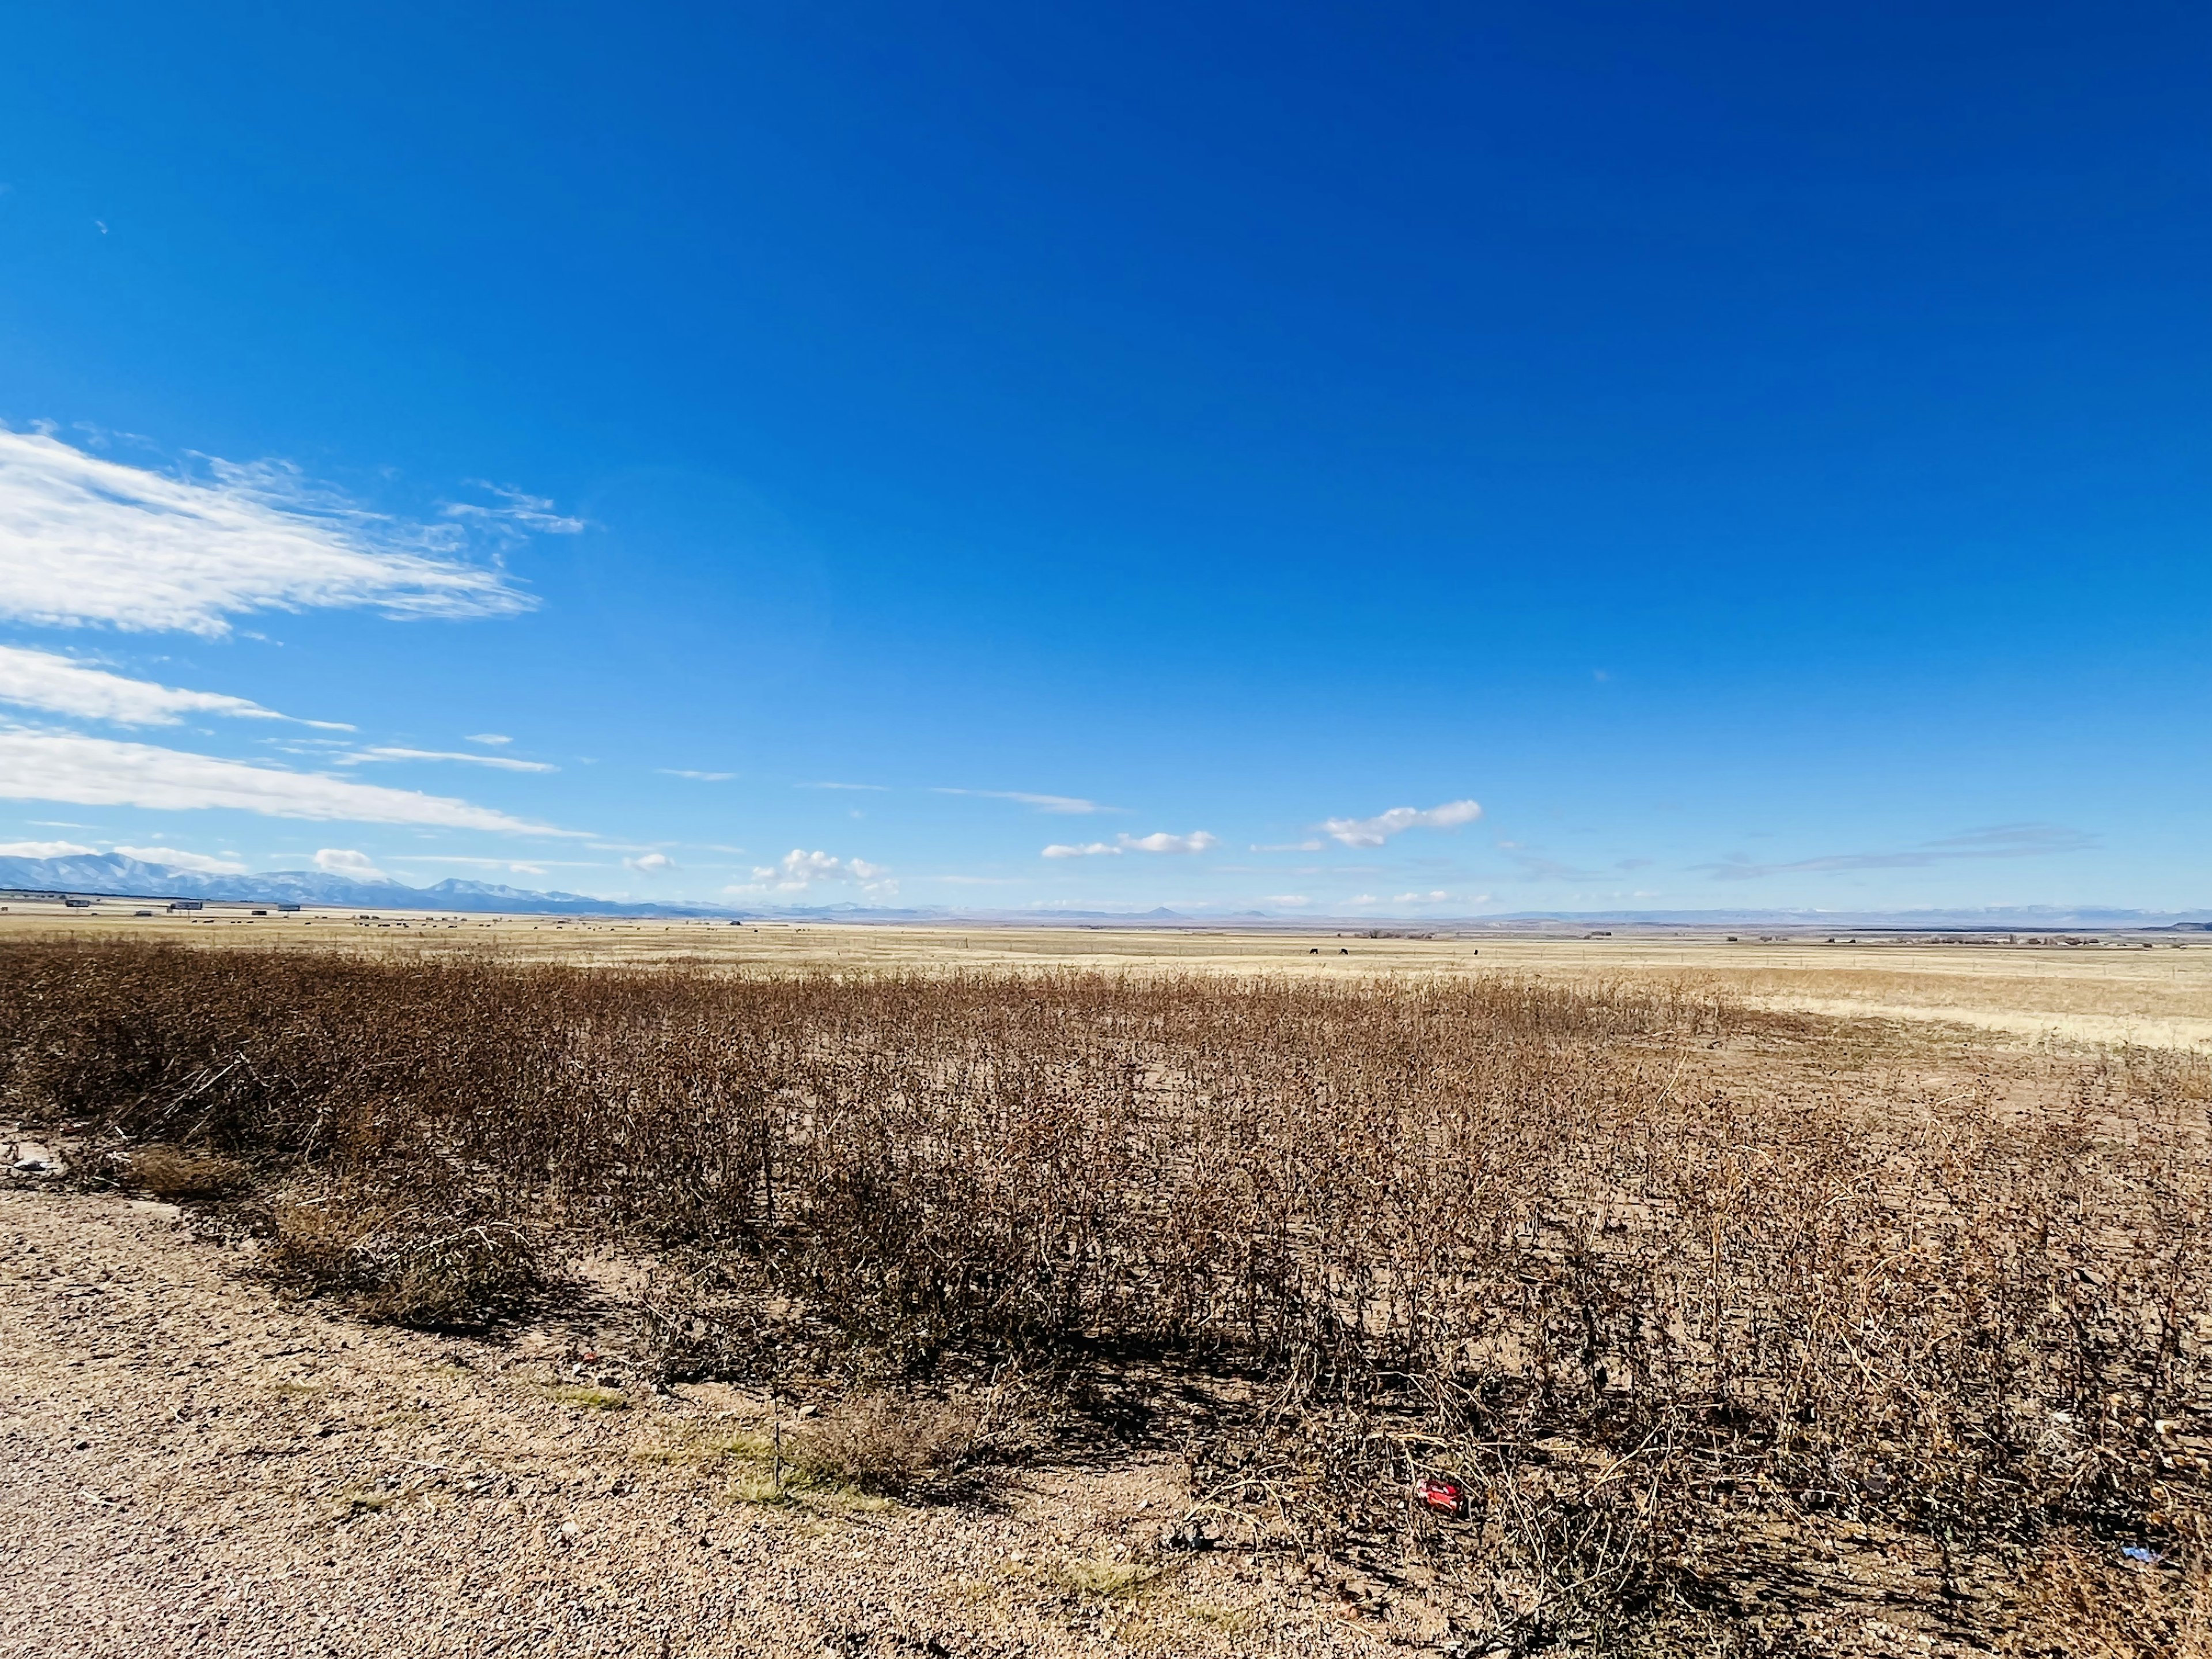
[1,2,2206,914]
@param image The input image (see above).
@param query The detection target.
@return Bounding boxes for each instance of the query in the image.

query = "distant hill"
[4,854,2206,929]
[0,853,736,917]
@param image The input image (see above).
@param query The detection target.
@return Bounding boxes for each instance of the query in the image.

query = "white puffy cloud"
[114,845,247,874]
[1391,890,1454,905]
[0,429,537,635]
[625,851,675,873]
[315,848,388,879]
[1318,799,1482,848]
[730,849,896,897]
[1042,831,1218,858]
[0,839,96,857]
[465,733,512,746]
[0,643,348,728]
[1123,831,1218,855]
[0,726,579,833]
[338,746,557,772]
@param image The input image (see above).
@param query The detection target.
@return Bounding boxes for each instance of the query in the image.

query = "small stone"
[560,1520,579,1537]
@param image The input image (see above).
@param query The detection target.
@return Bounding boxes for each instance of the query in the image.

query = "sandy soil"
[1,1184,1395,1659]
[7,907,2209,1051]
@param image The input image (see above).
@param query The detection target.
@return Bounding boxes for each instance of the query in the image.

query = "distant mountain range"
[3,854,2208,929]
[0,853,733,917]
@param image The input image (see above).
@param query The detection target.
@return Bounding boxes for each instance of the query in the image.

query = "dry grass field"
[4,919,2211,1655]
[6,903,2207,1050]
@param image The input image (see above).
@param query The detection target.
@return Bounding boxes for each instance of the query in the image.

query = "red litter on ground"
[1416,1475,1469,1517]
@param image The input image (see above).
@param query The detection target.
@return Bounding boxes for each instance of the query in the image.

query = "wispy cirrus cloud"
[1317,799,1482,848]
[934,787,1115,815]
[336,745,558,773]
[0,726,582,834]
[0,643,350,729]
[1043,830,1218,858]
[1698,823,2096,882]
[438,483,585,541]
[798,781,888,792]
[659,768,734,782]
[0,428,543,635]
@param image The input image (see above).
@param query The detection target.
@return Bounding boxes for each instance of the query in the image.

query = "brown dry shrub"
[634,1253,775,1383]
[267,1196,539,1329]
[127,1144,247,1200]
[793,1389,985,1496]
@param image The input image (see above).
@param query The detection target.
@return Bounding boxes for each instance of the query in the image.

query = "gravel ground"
[0,1184,1397,1659]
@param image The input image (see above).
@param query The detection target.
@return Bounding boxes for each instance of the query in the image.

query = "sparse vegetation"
[1054,1555,1161,1598]
[263,1195,540,1328]
[125,1143,247,1200]
[790,1389,984,1496]
[3,937,2209,1651]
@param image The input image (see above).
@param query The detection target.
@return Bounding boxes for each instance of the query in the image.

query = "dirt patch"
[0,1185,1380,1659]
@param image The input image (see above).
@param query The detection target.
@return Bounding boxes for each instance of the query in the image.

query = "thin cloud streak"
[1700,824,2097,882]
[0,643,350,729]
[0,725,583,834]
[338,746,558,773]
[934,787,1115,815]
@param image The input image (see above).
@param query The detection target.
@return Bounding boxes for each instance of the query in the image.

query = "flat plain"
[7,904,2208,1050]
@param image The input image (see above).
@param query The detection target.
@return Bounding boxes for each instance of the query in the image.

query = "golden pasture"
[5,900,2206,1051]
